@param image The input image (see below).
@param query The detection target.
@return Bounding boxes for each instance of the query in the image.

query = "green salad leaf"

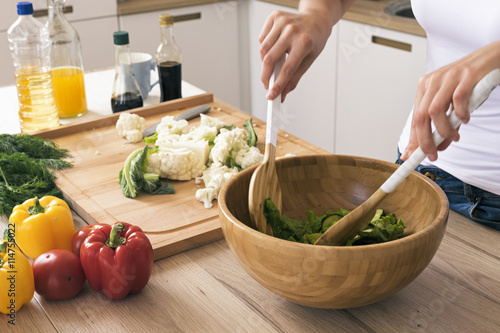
[263,198,406,246]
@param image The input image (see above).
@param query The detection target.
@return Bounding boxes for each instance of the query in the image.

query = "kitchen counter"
[260,0,425,37]
[1,69,499,332]
[118,0,425,37]
[117,0,229,15]
[1,207,500,331]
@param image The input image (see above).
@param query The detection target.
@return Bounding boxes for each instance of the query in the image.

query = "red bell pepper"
[71,224,107,257]
[80,222,153,300]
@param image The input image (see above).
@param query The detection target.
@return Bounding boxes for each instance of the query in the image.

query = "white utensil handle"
[266,56,286,146]
[381,68,500,193]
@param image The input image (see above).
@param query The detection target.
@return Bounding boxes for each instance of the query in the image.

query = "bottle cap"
[17,2,34,15]
[159,14,174,26]
[113,31,129,45]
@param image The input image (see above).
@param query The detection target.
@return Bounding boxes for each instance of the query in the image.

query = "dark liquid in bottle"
[111,91,143,113]
[158,61,182,102]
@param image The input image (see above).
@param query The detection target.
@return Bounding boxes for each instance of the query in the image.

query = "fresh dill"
[0,134,72,216]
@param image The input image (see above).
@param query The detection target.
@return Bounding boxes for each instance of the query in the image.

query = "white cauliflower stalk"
[146,148,206,181]
[116,113,146,143]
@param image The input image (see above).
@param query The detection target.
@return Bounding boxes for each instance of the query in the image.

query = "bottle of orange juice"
[46,0,87,118]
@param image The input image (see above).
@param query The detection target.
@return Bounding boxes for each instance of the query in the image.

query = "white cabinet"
[119,2,241,108]
[73,17,119,72]
[247,1,338,153]
[335,19,426,162]
[0,0,117,86]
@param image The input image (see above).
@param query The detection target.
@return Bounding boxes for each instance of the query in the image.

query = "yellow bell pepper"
[9,196,75,259]
[0,229,35,314]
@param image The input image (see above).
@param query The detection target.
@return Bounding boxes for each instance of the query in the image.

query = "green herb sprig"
[0,134,72,216]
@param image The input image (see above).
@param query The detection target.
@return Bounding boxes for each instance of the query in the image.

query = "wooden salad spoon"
[248,56,286,235]
[316,68,500,246]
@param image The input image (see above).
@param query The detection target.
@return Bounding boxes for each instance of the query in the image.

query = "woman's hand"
[259,0,354,101]
[401,41,500,161]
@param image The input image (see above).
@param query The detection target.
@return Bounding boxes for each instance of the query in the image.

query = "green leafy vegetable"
[243,118,258,147]
[222,124,236,131]
[143,132,158,144]
[0,135,72,216]
[119,146,175,198]
[263,198,406,246]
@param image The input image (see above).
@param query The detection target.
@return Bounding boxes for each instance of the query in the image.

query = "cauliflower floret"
[195,187,218,209]
[156,116,188,137]
[195,162,239,208]
[146,148,206,181]
[199,114,225,131]
[116,113,146,143]
[209,128,248,166]
[234,146,264,170]
[124,130,143,144]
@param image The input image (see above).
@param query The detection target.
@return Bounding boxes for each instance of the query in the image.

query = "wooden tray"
[36,93,327,260]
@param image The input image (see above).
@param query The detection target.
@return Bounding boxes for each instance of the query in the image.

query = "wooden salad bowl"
[218,154,449,309]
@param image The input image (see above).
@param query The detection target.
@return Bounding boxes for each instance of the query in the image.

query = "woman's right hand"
[259,1,354,101]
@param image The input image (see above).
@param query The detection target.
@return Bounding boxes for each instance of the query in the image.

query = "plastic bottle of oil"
[46,0,87,118]
[7,1,59,133]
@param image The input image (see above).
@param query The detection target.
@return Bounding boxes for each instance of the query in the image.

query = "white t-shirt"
[398,0,500,195]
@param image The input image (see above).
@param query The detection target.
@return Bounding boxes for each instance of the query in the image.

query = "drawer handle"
[174,13,201,23]
[371,35,412,52]
[34,5,73,18]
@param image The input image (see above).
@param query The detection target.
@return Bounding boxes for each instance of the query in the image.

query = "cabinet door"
[73,17,119,72]
[335,20,426,162]
[247,1,337,153]
[119,2,241,108]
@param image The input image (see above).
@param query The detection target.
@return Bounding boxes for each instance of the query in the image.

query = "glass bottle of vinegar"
[46,0,87,118]
[111,31,143,113]
[156,14,182,102]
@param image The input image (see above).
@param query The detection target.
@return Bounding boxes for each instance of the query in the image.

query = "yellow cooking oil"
[15,66,59,133]
[52,66,87,118]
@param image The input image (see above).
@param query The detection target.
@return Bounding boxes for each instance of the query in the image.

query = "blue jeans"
[395,152,500,231]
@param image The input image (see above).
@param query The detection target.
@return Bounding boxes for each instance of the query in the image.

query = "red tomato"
[32,249,86,300]
[72,224,107,257]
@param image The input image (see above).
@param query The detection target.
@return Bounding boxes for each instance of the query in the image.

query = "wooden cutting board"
[36,93,327,260]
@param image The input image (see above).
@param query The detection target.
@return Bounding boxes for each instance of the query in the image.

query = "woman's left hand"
[401,41,500,161]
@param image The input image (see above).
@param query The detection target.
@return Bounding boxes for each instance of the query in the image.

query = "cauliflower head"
[116,113,146,143]
[209,128,248,166]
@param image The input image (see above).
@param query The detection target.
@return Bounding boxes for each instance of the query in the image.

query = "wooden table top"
[2,207,499,332]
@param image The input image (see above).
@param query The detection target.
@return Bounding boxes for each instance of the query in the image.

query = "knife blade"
[143,104,211,138]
